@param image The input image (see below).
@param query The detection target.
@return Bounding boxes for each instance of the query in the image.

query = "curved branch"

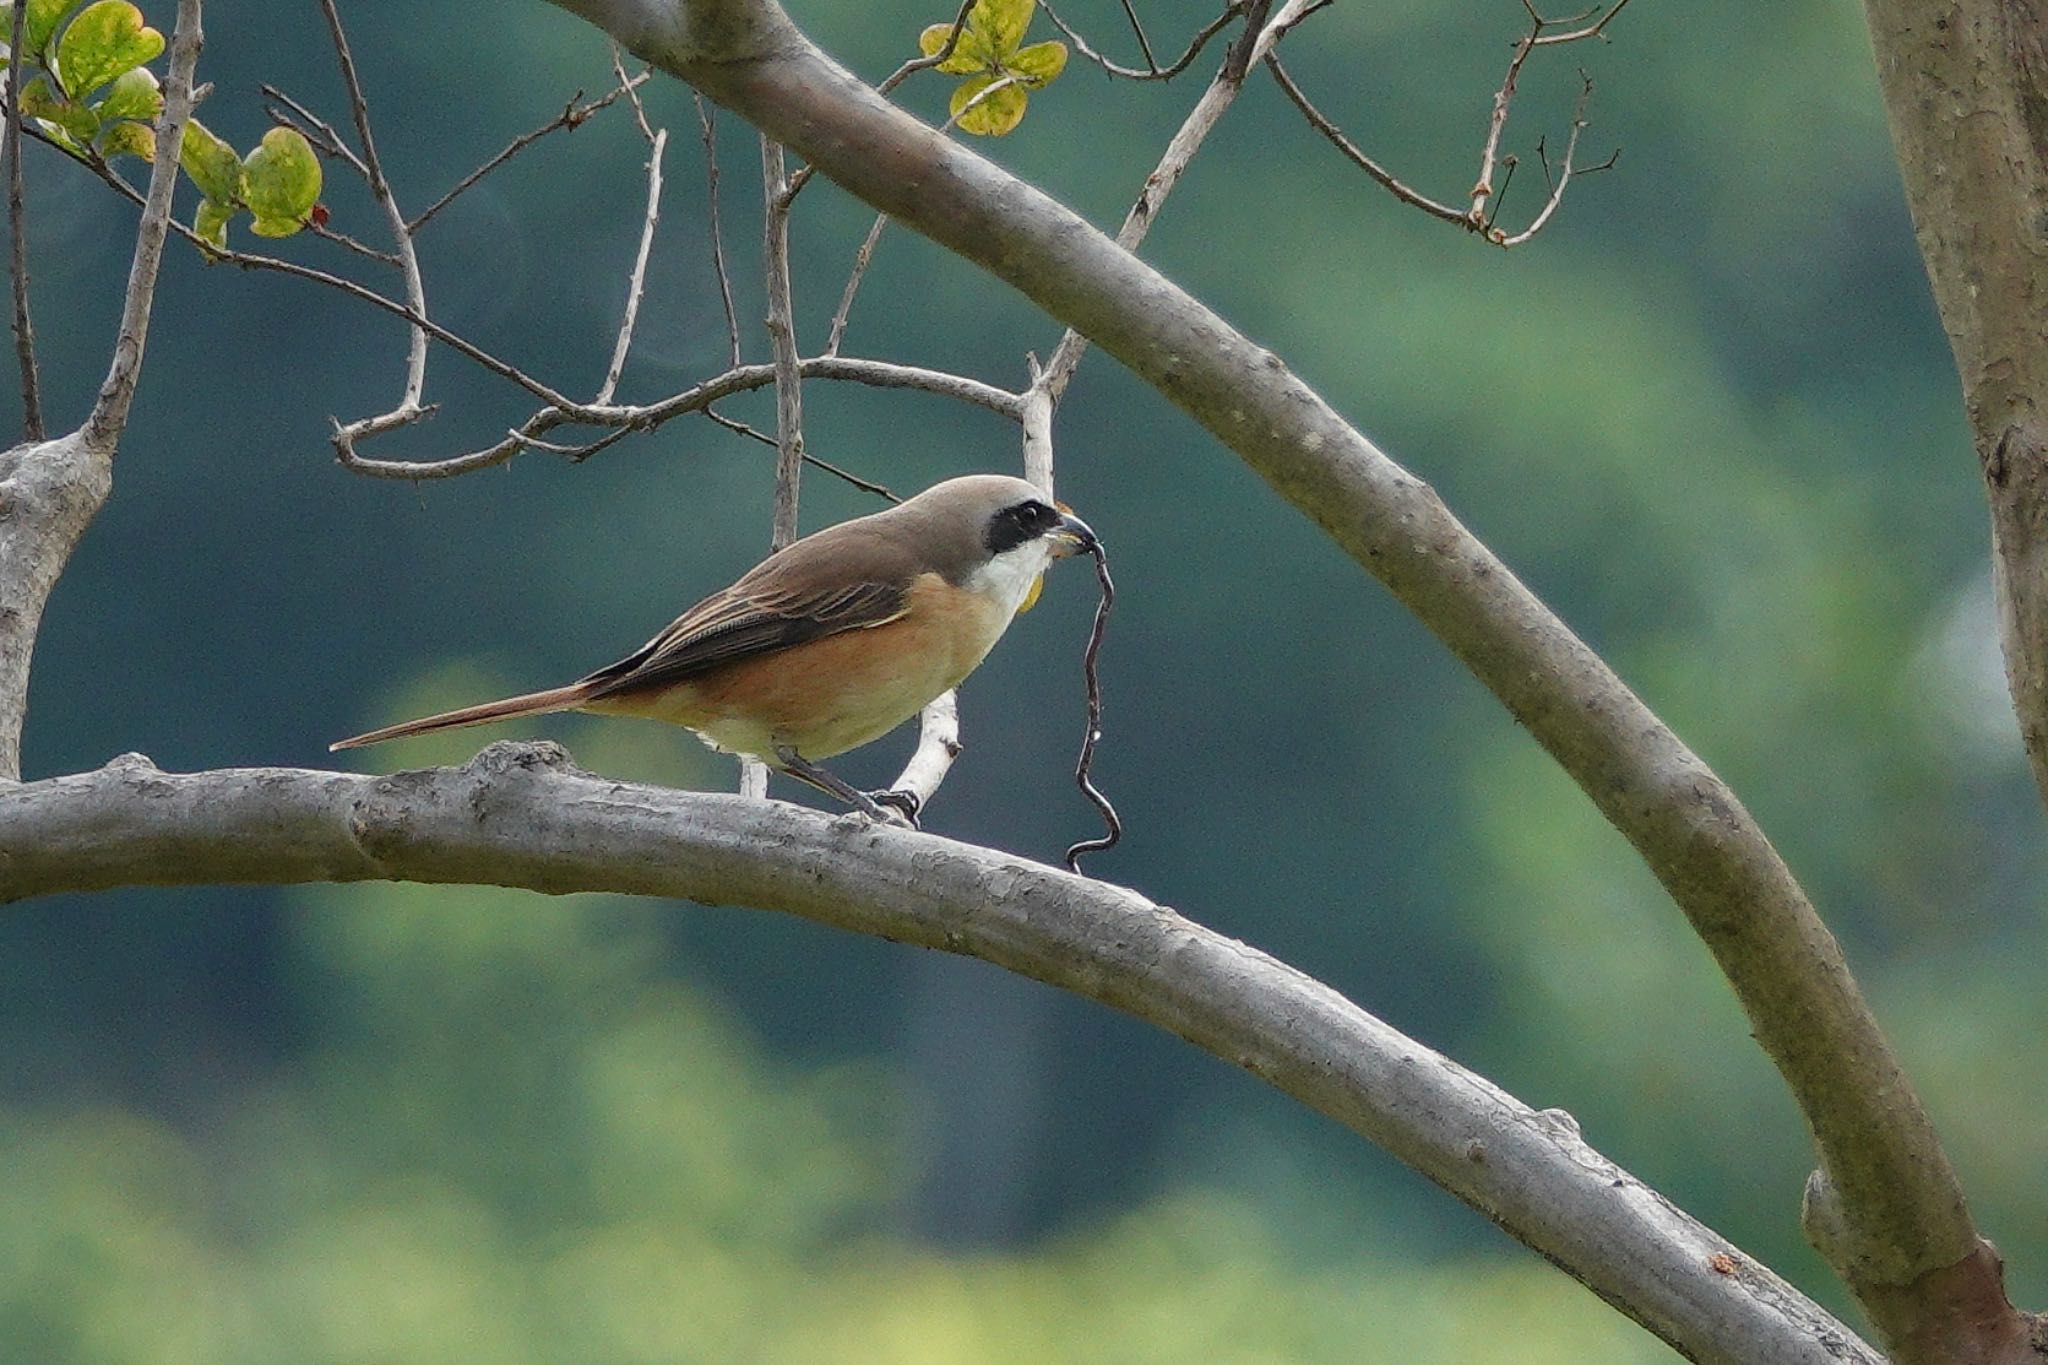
[0,744,1878,1365]
[542,0,1983,1321]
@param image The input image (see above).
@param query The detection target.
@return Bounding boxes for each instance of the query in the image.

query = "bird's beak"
[1048,510,1098,558]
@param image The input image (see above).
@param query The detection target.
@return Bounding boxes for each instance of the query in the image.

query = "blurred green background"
[7,0,2034,1359]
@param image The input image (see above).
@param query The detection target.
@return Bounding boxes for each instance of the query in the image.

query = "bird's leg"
[772,745,913,827]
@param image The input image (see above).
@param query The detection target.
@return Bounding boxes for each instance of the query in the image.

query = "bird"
[331,473,1098,824]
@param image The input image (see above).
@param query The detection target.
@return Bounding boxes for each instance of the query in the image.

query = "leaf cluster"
[0,0,320,245]
[918,0,1067,136]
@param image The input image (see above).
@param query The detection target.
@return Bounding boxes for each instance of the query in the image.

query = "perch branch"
[0,745,1882,1365]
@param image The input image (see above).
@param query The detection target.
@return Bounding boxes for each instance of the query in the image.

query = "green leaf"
[178,118,242,203]
[55,0,159,97]
[917,20,989,74]
[241,126,320,236]
[966,0,1032,58]
[96,113,150,159]
[949,73,1027,136]
[21,73,94,141]
[90,60,155,120]
[193,195,231,250]
[22,0,84,60]
[1005,39,1066,87]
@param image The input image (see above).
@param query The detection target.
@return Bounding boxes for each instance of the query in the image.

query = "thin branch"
[1494,79,1610,248]
[302,219,403,264]
[326,356,1021,482]
[1265,56,1470,227]
[595,114,665,404]
[0,747,1883,1365]
[85,0,203,448]
[701,406,901,499]
[5,0,43,441]
[1531,0,1635,45]
[260,84,370,180]
[316,0,425,413]
[1270,0,1624,247]
[694,94,743,368]
[747,134,806,799]
[759,138,803,551]
[406,74,651,234]
[875,0,976,97]
[824,211,888,358]
[1038,0,1247,81]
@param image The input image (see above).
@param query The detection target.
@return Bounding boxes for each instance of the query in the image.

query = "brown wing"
[578,521,920,701]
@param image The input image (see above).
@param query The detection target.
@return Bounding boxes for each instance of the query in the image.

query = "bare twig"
[824,211,888,357]
[694,94,743,368]
[1270,0,1625,247]
[1265,56,1470,227]
[317,0,424,413]
[876,0,977,98]
[260,84,370,179]
[595,92,665,405]
[1494,78,1612,247]
[1116,0,1160,70]
[759,139,803,550]
[406,74,652,234]
[85,0,203,448]
[1038,0,1246,81]
[302,219,403,263]
[5,0,43,441]
[1531,0,1634,45]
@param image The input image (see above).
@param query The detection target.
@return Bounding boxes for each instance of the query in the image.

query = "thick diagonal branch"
[0,745,1878,1365]
[540,0,1981,1323]
[1861,0,2048,814]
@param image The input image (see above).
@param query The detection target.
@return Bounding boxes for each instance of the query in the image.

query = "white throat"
[964,539,1053,615]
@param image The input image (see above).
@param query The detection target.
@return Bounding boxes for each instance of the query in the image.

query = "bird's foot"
[864,788,922,829]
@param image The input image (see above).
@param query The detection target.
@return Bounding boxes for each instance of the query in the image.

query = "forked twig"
[1038,0,1247,81]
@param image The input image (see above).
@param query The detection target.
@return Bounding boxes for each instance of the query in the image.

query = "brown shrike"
[331,474,1098,823]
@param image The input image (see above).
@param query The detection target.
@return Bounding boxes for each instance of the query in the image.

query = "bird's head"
[901,474,1098,614]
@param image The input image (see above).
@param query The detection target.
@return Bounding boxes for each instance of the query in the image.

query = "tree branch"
[0,0,202,781]
[0,743,1881,1365]
[545,0,1986,1335]
[5,0,44,441]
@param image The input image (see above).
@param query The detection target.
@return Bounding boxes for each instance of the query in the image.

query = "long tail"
[330,682,594,751]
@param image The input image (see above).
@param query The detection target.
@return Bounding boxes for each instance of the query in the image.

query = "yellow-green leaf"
[967,0,1032,58]
[949,74,1027,136]
[917,20,988,74]
[193,195,231,250]
[90,60,155,120]
[179,118,242,203]
[54,0,159,97]
[242,126,321,237]
[1005,39,1066,87]
[21,74,94,141]
[96,112,150,159]
[22,0,84,59]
